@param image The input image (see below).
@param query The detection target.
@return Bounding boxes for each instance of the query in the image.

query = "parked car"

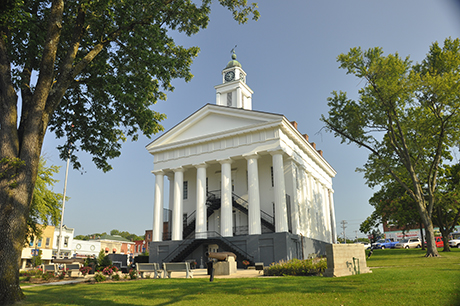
[448,232,460,248]
[354,241,371,249]
[395,238,422,249]
[372,238,398,249]
[423,236,444,248]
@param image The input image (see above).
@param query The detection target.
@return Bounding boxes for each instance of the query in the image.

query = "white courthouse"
[146,52,337,266]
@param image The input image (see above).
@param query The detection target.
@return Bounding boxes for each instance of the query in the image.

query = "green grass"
[22,248,460,306]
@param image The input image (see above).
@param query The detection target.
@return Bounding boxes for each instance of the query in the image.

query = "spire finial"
[231,45,237,60]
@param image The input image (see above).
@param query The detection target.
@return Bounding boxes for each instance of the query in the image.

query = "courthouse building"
[146,52,337,266]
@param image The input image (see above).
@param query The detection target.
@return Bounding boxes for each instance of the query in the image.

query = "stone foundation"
[214,257,237,275]
[323,244,371,277]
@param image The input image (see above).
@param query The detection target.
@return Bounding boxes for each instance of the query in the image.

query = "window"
[45,237,50,248]
[29,238,34,247]
[64,236,69,248]
[295,166,300,190]
[227,92,232,106]
[183,181,188,199]
[56,237,60,247]
[206,177,208,193]
[271,167,274,187]
[37,238,42,247]
[183,213,188,228]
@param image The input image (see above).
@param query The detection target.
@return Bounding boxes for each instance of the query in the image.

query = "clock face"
[225,71,235,82]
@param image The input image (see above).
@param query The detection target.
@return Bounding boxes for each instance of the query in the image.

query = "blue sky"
[42,1,460,239]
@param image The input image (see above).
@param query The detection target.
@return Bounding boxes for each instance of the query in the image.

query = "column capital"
[194,163,208,169]
[172,167,184,173]
[268,149,284,156]
[151,170,165,176]
[218,158,233,165]
[243,153,260,160]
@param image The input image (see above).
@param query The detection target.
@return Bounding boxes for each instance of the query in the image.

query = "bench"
[64,263,82,277]
[163,262,193,279]
[136,263,163,279]
[255,262,264,274]
[41,264,57,275]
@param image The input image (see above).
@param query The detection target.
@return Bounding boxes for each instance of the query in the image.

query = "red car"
[424,236,444,248]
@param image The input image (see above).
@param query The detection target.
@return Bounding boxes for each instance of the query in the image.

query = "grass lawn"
[22,248,460,306]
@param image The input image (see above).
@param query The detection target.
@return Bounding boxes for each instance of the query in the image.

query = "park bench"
[255,262,264,274]
[40,264,57,275]
[64,263,82,277]
[136,263,163,279]
[163,262,193,279]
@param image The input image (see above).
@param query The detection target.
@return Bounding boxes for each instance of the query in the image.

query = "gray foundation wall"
[149,232,330,267]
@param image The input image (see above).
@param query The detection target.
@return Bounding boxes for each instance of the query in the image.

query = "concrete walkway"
[161,268,263,279]
[21,268,264,288]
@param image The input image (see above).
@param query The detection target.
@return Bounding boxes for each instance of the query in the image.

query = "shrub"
[102,265,118,276]
[264,258,327,277]
[112,274,120,281]
[128,268,138,280]
[94,273,106,282]
[41,271,54,280]
[58,268,68,280]
[79,266,92,276]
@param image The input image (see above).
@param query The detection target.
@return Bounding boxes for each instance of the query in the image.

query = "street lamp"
[56,124,73,259]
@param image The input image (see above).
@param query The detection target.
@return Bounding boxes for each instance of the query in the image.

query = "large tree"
[0,0,259,303]
[321,38,460,258]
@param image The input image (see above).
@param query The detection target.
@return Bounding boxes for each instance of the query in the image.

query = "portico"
[146,51,337,266]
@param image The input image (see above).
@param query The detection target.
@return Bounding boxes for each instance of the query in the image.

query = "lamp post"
[56,124,73,259]
[56,149,70,258]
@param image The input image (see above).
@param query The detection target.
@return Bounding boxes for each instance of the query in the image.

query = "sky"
[41,1,460,239]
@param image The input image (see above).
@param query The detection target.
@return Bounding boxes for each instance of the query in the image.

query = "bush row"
[264,258,327,276]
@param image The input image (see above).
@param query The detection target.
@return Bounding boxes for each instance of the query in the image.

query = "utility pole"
[340,220,347,243]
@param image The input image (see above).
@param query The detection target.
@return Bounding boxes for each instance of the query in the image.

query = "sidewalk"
[21,268,264,288]
[164,268,263,279]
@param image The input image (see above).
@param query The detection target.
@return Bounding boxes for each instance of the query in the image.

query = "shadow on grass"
[22,276,362,306]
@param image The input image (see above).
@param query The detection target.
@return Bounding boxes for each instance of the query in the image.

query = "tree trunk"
[420,215,439,257]
[419,223,425,250]
[0,104,46,304]
[0,151,43,304]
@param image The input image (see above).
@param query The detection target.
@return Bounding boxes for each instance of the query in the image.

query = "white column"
[172,168,184,241]
[216,92,221,105]
[220,159,233,237]
[236,87,242,108]
[195,163,208,239]
[322,184,332,242]
[270,151,288,232]
[328,189,337,243]
[152,170,164,242]
[287,157,301,235]
[299,168,307,235]
[245,154,261,235]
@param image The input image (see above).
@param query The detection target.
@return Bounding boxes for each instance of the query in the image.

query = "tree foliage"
[0,1,258,303]
[75,230,144,241]
[432,163,460,250]
[26,157,63,244]
[322,38,460,258]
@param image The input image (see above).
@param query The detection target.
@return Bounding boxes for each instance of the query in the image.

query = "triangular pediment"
[146,104,282,151]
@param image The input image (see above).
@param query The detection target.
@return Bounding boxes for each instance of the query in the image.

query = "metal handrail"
[161,231,254,263]
[231,193,275,228]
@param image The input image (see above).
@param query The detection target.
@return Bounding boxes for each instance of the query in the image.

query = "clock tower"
[215,50,253,110]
